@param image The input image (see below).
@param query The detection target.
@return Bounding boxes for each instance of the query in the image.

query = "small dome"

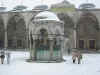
[79,3,95,9]
[33,5,48,10]
[50,0,75,12]
[51,0,74,8]
[0,6,6,12]
[34,11,60,22]
[12,5,27,11]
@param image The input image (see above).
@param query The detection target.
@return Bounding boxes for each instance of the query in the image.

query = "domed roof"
[51,0,74,8]
[0,6,6,12]
[79,3,95,9]
[34,5,48,10]
[50,0,75,12]
[34,11,60,22]
[12,5,27,11]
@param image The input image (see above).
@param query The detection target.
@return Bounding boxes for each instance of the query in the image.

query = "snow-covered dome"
[12,5,27,11]
[51,0,72,8]
[79,3,95,9]
[33,5,48,10]
[0,6,6,12]
[34,11,60,22]
[50,0,75,12]
[52,0,71,8]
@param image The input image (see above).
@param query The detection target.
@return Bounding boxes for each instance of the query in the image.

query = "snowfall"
[0,51,100,75]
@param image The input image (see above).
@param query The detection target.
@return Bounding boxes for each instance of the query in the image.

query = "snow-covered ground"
[0,51,100,75]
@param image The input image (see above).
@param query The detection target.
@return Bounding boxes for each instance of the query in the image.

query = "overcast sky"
[1,0,100,10]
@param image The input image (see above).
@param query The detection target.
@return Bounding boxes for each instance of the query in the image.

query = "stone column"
[3,15,8,50]
[74,28,77,48]
[26,28,29,49]
[29,33,32,59]
[32,40,36,60]
[25,19,29,49]
[60,39,63,60]
[30,34,36,60]
[4,24,8,49]
[50,39,54,61]
[11,34,16,49]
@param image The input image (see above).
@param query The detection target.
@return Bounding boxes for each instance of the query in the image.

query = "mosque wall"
[0,11,40,49]
[56,9,100,50]
[70,9,100,50]
[0,9,100,51]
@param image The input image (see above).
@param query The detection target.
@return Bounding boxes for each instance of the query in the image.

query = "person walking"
[72,50,77,63]
[6,52,11,64]
[72,50,83,64]
[0,51,5,64]
[77,51,82,64]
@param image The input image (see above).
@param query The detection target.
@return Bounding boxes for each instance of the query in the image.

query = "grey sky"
[1,0,100,10]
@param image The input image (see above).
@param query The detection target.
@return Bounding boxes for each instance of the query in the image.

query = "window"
[89,40,96,49]
[0,40,4,48]
[79,40,84,49]
[17,40,22,48]
[8,40,13,48]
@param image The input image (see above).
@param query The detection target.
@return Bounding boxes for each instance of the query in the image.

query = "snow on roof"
[79,3,96,9]
[51,0,75,8]
[12,5,27,11]
[33,5,48,10]
[35,11,60,22]
[0,7,7,12]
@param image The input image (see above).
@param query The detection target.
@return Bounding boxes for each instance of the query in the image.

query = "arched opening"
[34,28,62,61]
[77,12,99,50]
[35,28,50,60]
[55,29,62,49]
[39,29,48,46]
[7,15,26,49]
[58,13,74,38]
[0,17,4,49]
[58,13,74,54]
[36,29,49,49]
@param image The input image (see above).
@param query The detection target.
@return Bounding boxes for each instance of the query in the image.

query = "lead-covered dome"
[50,0,75,12]
[51,0,72,8]
[34,11,60,22]
[33,5,48,10]
[79,3,95,9]
[0,6,6,12]
[12,5,27,11]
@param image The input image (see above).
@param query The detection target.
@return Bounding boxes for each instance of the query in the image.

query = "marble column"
[60,39,63,60]
[29,33,32,59]
[4,25,8,49]
[26,28,29,49]
[32,40,36,60]
[50,39,54,60]
[74,29,77,48]
[3,16,8,50]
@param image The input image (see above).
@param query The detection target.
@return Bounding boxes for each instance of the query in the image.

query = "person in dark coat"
[72,50,83,64]
[77,51,82,64]
[0,51,5,64]
[72,50,78,63]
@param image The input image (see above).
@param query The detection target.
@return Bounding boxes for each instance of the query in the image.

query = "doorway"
[89,40,96,49]
[79,40,84,49]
